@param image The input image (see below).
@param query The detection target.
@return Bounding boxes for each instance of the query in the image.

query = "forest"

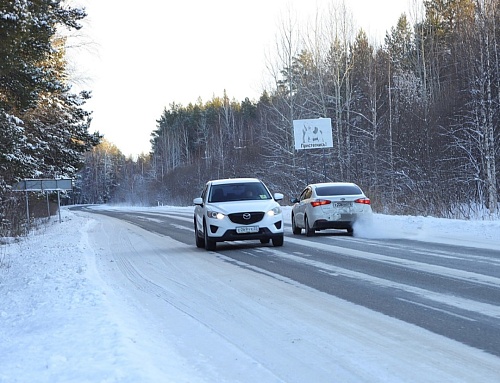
[1,1,500,237]
[0,0,99,235]
[77,0,499,220]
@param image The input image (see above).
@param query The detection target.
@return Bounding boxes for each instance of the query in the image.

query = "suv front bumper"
[208,220,283,242]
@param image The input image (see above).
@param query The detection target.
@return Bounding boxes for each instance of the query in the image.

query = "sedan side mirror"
[290,198,299,204]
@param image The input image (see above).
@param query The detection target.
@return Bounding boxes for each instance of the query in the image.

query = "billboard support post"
[323,148,327,182]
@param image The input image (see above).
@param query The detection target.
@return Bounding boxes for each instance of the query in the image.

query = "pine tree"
[0,0,98,188]
[0,0,86,111]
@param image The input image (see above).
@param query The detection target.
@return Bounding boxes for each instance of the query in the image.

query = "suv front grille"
[228,212,265,225]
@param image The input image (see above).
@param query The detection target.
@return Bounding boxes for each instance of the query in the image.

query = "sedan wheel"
[305,215,315,237]
[291,214,302,235]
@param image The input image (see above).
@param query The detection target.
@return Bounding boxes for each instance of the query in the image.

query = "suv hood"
[207,200,280,215]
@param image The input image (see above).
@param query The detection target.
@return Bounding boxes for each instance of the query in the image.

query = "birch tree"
[264,6,302,187]
[323,1,355,179]
[461,0,498,214]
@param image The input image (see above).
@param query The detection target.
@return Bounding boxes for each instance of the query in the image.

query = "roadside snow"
[1,206,499,382]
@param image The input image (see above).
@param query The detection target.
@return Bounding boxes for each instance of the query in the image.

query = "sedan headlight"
[207,210,225,220]
[267,206,282,217]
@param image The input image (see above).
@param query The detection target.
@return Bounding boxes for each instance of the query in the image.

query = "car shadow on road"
[295,229,352,237]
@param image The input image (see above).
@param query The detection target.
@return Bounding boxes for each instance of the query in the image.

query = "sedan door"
[294,187,312,228]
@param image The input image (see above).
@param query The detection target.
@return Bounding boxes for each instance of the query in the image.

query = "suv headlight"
[267,206,282,217]
[207,210,225,220]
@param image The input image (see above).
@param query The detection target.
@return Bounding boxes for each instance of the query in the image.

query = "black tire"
[203,221,216,251]
[291,214,302,235]
[272,235,284,247]
[305,215,315,237]
[347,227,354,236]
[195,219,204,248]
[260,238,270,244]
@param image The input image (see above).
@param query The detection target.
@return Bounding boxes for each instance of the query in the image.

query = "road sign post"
[12,179,73,224]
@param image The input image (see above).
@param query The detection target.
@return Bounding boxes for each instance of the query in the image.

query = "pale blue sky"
[69,0,417,157]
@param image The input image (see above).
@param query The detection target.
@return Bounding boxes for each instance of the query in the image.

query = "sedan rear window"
[315,185,362,196]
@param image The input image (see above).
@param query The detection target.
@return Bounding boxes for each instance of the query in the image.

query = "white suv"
[193,178,284,250]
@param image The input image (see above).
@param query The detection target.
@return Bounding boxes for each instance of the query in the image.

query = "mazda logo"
[243,213,251,220]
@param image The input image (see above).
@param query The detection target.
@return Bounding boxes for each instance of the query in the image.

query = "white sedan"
[291,182,372,236]
[193,178,284,250]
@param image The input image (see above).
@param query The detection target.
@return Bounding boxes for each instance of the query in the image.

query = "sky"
[67,1,417,157]
[1,205,500,382]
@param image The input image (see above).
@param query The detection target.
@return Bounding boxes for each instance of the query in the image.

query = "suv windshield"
[315,185,362,196]
[209,182,271,202]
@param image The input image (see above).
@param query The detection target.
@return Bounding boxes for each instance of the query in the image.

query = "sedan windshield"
[209,183,272,202]
[315,185,362,196]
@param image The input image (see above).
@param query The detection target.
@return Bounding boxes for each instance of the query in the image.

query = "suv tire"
[272,235,284,247]
[195,220,204,248]
[203,221,216,251]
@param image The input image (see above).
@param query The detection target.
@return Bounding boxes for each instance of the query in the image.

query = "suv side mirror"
[193,197,203,206]
[290,197,299,204]
[273,193,284,201]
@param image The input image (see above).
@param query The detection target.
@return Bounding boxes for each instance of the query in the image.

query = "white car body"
[291,182,372,236]
[193,178,284,250]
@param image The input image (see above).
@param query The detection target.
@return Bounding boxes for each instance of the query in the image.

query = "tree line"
[78,0,499,219]
[0,0,100,235]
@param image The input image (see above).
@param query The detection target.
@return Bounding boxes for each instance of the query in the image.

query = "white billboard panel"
[293,118,333,150]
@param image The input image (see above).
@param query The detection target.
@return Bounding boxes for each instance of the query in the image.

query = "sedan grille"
[228,212,265,225]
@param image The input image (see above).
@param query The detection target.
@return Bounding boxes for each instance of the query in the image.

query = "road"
[74,205,500,359]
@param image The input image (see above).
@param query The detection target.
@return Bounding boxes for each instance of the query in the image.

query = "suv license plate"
[236,226,259,234]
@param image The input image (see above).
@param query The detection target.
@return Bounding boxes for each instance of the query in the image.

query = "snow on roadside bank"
[353,212,500,250]
[0,210,150,383]
[1,206,500,383]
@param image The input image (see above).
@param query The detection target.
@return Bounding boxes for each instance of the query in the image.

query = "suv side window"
[201,184,209,202]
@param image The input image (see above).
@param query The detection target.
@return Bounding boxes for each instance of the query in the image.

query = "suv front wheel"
[272,235,284,246]
[195,219,204,248]
[203,221,216,251]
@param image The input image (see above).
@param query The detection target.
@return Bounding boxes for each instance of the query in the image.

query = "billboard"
[293,118,333,150]
[12,179,73,191]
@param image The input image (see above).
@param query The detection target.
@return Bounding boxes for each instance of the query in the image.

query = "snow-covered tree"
[0,0,98,187]
[1,0,99,233]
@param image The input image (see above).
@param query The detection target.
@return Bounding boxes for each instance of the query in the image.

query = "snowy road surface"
[1,205,500,382]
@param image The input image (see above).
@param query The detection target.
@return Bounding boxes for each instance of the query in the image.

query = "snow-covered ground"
[1,206,500,383]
